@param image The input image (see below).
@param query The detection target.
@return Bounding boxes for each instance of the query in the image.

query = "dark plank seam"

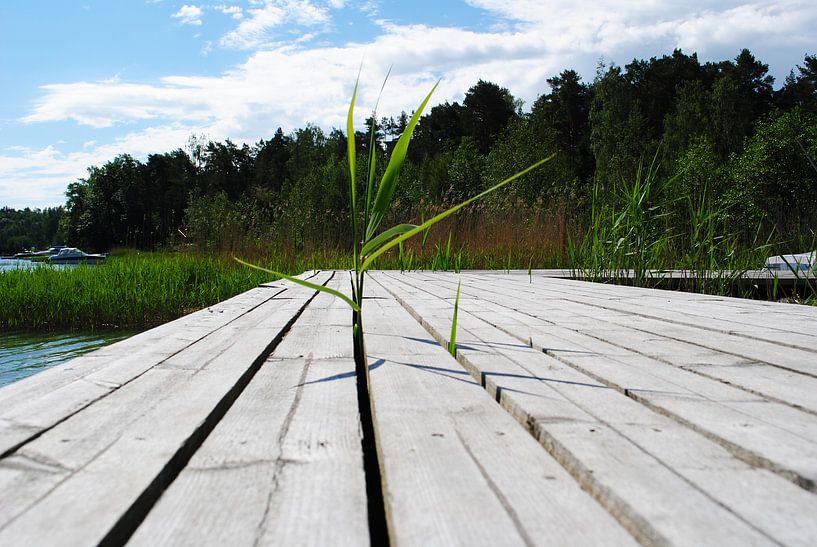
[377,272,787,543]
[0,280,307,461]
[355,272,390,547]
[96,271,334,546]
[452,426,535,547]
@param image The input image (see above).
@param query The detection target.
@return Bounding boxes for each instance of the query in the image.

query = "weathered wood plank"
[375,272,817,545]
[486,273,817,349]
[452,272,817,412]
[0,272,321,458]
[129,278,368,546]
[442,271,817,342]
[414,272,817,410]
[361,281,636,546]
[466,314,817,492]
[0,273,332,546]
[426,272,817,413]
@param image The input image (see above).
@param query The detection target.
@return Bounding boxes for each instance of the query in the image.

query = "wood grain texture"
[0,272,322,458]
[5,270,816,546]
[388,272,817,492]
[0,273,331,546]
[482,273,817,355]
[375,271,817,546]
[362,285,636,546]
[129,278,368,546]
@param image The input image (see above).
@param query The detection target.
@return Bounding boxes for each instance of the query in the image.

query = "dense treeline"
[5,49,817,259]
[0,207,64,255]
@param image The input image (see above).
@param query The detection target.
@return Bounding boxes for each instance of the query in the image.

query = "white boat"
[47,247,106,264]
[31,245,67,257]
[764,251,815,273]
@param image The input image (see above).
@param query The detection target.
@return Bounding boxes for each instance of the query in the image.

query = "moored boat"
[12,250,37,258]
[29,245,69,262]
[8,245,67,260]
[31,245,67,257]
[47,247,106,264]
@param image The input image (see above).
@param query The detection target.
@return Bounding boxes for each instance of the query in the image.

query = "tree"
[411,102,466,161]
[142,149,197,242]
[625,49,704,141]
[663,80,713,163]
[201,140,254,201]
[485,118,569,207]
[461,80,517,154]
[777,54,817,113]
[0,207,65,254]
[723,109,817,235]
[732,48,775,121]
[254,128,291,193]
[531,69,593,183]
[710,74,750,160]
[589,65,650,186]
[446,137,486,202]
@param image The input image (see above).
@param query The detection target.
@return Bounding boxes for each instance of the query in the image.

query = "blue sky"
[1,0,816,209]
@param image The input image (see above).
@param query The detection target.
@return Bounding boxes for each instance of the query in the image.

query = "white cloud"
[18,2,817,134]
[219,0,331,49]
[0,126,205,208]
[462,0,817,60]
[217,5,244,20]
[6,0,817,208]
[172,4,203,26]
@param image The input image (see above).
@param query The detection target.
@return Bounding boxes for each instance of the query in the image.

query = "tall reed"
[0,253,271,329]
[237,74,553,356]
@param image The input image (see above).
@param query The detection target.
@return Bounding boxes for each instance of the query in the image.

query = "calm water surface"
[0,330,136,388]
[0,257,80,272]
[1,258,130,387]
[0,258,39,272]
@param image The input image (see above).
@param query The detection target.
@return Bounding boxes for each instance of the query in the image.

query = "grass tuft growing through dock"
[449,280,461,356]
[236,73,553,355]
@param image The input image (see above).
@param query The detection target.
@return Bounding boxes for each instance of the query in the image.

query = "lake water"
[1,258,132,387]
[0,330,136,388]
[0,258,40,272]
[0,257,79,272]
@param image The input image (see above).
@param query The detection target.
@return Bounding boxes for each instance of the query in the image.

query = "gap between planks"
[372,272,817,546]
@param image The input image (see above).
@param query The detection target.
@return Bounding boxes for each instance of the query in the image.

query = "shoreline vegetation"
[2,222,813,332]
[2,49,817,329]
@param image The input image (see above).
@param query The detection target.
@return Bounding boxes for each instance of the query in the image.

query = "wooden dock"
[1,270,816,546]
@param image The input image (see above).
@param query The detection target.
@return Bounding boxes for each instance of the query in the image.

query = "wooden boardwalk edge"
[0,272,338,545]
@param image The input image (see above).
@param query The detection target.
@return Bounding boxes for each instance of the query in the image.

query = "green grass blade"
[365,80,440,241]
[364,66,392,230]
[233,257,360,312]
[448,279,461,356]
[348,73,360,269]
[360,223,417,257]
[361,153,555,271]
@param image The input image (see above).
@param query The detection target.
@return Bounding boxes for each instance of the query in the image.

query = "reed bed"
[0,243,559,332]
[0,253,275,330]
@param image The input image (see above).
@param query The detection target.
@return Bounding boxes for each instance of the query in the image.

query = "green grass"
[237,74,553,359]
[563,154,802,297]
[0,244,560,332]
[448,280,461,356]
[0,253,282,330]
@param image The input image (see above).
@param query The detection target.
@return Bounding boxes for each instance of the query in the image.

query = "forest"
[3,49,816,269]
